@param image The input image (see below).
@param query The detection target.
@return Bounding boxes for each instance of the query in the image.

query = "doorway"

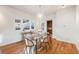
[47,20,52,35]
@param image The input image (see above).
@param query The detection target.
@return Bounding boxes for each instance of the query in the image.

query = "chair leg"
[24,47,28,54]
[45,43,48,53]
[29,47,33,54]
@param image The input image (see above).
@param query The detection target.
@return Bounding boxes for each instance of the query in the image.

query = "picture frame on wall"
[15,19,21,23]
[41,22,44,31]
[23,19,29,23]
[15,24,21,30]
[31,22,34,29]
[23,23,30,31]
[15,18,35,31]
[23,26,30,30]
[15,27,21,30]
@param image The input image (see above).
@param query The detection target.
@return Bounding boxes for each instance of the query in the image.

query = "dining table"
[21,31,41,54]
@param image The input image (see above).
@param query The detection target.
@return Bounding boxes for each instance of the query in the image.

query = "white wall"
[53,6,79,49]
[0,6,34,46]
[75,6,79,49]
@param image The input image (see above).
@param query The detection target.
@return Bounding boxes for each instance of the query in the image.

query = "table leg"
[36,39,37,54]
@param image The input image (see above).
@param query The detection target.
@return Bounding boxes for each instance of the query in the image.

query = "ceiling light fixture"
[37,13,43,18]
[37,5,43,18]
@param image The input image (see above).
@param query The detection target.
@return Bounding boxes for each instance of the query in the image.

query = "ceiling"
[9,5,71,16]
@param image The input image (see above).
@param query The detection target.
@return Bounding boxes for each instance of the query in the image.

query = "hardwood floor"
[37,38,79,54]
[0,40,26,54]
[0,38,78,54]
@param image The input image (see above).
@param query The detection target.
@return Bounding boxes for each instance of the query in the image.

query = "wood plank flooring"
[0,38,78,54]
[0,40,26,54]
[36,38,79,54]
